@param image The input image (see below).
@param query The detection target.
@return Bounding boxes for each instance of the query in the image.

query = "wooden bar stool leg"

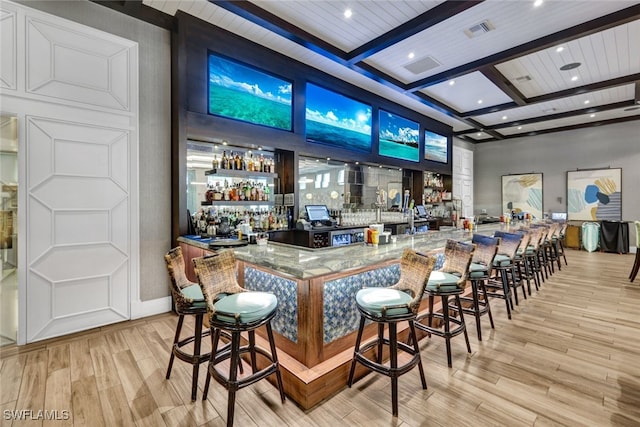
[265,322,286,403]
[348,317,367,387]
[408,320,427,389]
[480,281,494,329]
[455,295,471,355]
[166,315,184,380]
[389,322,399,416]
[191,314,204,401]
[471,280,482,341]
[442,295,453,368]
[226,331,241,427]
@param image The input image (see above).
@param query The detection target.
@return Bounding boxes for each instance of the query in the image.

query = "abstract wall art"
[501,173,543,220]
[567,168,622,221]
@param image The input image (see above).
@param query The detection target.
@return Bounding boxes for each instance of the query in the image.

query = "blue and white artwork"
[378,110,420,162]
[424,130,448,163]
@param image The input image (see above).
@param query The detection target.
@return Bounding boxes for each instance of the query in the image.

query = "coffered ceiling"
[117,0,640,142]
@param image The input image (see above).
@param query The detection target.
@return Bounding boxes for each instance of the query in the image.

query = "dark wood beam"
[408,4,640,90]
[91,0,173,30]
[346,1,483,64]
[479,65,527,106]
[634,81,640,105]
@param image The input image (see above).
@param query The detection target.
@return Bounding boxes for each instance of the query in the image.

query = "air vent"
[403,55,442,75]
[515,75,532,82]
[464,20,495,38]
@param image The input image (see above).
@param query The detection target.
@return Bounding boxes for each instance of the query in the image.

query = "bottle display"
[192,206,291,236]
[214,150,274,172]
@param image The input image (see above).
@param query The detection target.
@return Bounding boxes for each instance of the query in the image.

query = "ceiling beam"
[455,101,638,134]
[471,115,640,142]
[635,81,640,105]
[407,4,640,91]
[346,1,483,64]
[479,65,527,106]
[459,73,640,117]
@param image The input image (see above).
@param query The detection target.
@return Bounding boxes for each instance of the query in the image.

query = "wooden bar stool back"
[194,250,285,426]
[415,239,475,368]
[164,246,211,401]
[348,249,436,417]
[462,234,500,341]
[485,231,523,319]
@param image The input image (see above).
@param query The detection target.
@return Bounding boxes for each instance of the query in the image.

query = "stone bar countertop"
[178,223,507,280]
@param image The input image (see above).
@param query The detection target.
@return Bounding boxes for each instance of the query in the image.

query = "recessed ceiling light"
[560,62,581,71]
[590,114,596,118]
[517,126,523,130]
[556,46,564,53]
[534,0,543,7]
[355,161,359,165]
[327,157,331,161]
[477,132,482,136]
[408,52,415,59]
[502,115,508,120]
[584,100,590,105]
[477,99,483,104]
[449,80,455,86]
[344,8,352,18]
[571,76,579,81]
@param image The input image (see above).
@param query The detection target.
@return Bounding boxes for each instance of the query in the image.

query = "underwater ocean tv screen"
[305,83,372,153]
[208,53,292,131]
[378,110,420,162]
[424,130,448,163]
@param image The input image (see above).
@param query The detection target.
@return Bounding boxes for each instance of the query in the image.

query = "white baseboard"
[131,296,172,319]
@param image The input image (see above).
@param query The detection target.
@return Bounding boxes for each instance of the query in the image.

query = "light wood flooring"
[1,249,639,426]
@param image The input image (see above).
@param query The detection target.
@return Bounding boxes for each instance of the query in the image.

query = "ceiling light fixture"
[560,62,581,71]
[584,100,590,105]
[556,46,564,53]
[534,0,543,7]
[408,52,415,59]
[571,76,578,81]
[518,126,523,130]
[502,115,508,120]
[477,132,482,136]
[477,99,483,104]
[590,114,595,118]
[449,80,455,86]
[344,9,352,18]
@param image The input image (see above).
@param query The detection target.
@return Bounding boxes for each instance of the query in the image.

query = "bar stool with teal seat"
[461,234,499,341]
[164,247,211,401]
[485,231,523,320]
[414,239,475,368]
[348,249,436,417]
[194,250,285,427]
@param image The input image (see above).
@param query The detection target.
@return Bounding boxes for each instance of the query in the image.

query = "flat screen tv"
[424,130,448,163]
[378,110,419,162]
[305,83,372,153]
[208,53,292,131]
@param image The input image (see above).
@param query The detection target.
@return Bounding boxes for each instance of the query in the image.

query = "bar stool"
[513,231,532,296]
[556,222,568,266]
[461,234,499,341]
[193,250,285,426]
[348,249,436,417]
[164,247,211,401]
[485,231,523,320]
[414,239,475,368]
[520,228,543,293]
[629,221,640,282]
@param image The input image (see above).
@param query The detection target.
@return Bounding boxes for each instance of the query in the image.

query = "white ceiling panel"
[364,1,637,84]
[251,0,443,52]
[474,84,636,126]
[421,71,513,112]
[496,20,640,98]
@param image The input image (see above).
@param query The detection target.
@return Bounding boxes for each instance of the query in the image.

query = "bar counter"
[177,223,503,408]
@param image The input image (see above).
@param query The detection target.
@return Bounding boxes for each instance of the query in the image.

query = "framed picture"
[567,168,622,221]
[501,173,543,220]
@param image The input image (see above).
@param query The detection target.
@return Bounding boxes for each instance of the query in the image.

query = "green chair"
[348,249,436,416]
[194,250,285,426]
[164,246,211,401]
[415,239,475,368]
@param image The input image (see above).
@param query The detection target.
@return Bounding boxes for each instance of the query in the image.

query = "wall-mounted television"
[378,110,419,162]
[305,83,372,153]
[208,53,293,131]
[424,130,448,163]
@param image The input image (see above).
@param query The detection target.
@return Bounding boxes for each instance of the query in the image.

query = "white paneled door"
[26,117,132,340]
[0,0,138,343]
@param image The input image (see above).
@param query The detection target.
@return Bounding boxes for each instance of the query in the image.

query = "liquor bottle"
[248,154,254,172]
[212,154,219,170]
[222,151,229,169]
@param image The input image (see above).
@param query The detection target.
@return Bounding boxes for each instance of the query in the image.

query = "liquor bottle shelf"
[202,200,274,206]
[205,169,278,179]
